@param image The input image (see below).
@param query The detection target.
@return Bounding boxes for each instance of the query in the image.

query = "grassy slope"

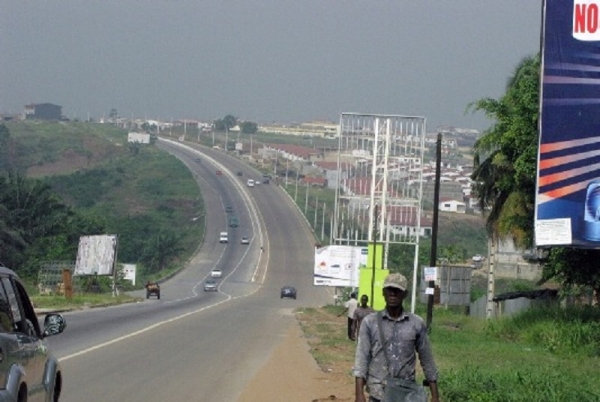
[5,121,203,282]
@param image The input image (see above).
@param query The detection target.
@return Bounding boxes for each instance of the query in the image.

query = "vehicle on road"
[237,171,243,176]
[211,268,222,278]
[0,266,66,402]
[241,236,250,245]
[216,170,222,175]
[229,216,239,228]
[204,280,218,292]
[280,286,297,299]
[225,206,233,213]
[263,178,270,184]
[219,231,228,243]
[472,254,485,262]
[145,281,161,299]
[247,179,254,187]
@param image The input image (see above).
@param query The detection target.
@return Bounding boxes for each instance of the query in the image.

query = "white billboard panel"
[75,235,118,276]
[313,245,368,287]
[121,263,137,285]
[127,132,150,144]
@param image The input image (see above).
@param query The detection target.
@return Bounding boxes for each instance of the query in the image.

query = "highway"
[46,138,334,401]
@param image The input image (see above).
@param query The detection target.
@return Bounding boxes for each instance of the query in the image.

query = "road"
[46,138,333,401]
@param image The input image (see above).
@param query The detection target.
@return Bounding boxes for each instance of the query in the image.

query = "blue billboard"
[536,0,600,247]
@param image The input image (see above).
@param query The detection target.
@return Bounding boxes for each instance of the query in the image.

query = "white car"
[241,236,250,245]
[472,254,485,262]
[210,268,222,278]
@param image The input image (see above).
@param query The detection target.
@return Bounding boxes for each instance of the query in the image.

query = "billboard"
[74,235,118,276]
[535,0,600,247]
[313,245,368,287]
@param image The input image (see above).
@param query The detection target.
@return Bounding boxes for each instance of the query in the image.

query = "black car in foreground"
[280,286,297,299]
[0,266,67,401]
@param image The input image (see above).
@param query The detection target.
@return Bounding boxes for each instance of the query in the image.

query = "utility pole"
[426,132,442,330]
[486,236,496,319]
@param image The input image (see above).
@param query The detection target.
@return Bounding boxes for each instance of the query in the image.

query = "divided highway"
[46,138,333,401]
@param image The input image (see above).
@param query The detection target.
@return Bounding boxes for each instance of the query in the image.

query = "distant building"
[438,198,466,214]
[24,103,62,120]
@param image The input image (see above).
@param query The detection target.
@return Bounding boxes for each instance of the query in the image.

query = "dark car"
[280,286,297,299]
[225,206,233,213]
[229,216,239,227]
[237,171,243,176]
[262,178,270,184]
[0,266,66,401]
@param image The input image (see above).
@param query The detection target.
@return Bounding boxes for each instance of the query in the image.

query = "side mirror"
[43,313,67,338]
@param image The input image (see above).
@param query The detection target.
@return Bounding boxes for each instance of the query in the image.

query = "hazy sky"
[0,1,542,131]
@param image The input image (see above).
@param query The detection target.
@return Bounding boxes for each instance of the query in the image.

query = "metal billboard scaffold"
[333,113,426,309]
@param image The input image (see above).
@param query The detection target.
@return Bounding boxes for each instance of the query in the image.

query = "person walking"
[354,273,440,402]
[352,294,375,341]
[338,291,358,340]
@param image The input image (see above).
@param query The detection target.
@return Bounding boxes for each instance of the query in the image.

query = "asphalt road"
[46,138,334,402]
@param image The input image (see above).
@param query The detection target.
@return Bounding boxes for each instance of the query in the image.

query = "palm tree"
[469,54,540,249]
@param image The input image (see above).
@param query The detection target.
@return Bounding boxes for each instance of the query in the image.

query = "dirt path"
[238,321,353,402]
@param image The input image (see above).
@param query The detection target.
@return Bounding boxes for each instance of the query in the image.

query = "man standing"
[354,273,440,402]
[352,294,375,341]
[338,291,358,340]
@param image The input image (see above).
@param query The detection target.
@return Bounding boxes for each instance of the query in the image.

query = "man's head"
[350,291,357,299]
[382,273,408,307]
[360,294,369,306]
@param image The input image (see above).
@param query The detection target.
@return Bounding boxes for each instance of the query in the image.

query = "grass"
[297,303,600,402]
[31,293,140,310]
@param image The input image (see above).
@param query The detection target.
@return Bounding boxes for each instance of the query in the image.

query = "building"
[438,198,466,213]
[24,103,62,120]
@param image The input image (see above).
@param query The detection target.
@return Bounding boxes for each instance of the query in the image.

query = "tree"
[140,230,185,273]
[240,121,258,134]
[469,54,540,249]
[0,124,13,174]
[470,54,600,300]
[213,115,237,132]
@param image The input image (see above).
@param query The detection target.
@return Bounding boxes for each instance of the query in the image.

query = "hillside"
[2,121,203,280]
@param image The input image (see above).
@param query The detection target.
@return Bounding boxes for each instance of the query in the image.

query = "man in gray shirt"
[353,273,440,402]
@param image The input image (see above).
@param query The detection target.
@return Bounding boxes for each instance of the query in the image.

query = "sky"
[0,1,543,132]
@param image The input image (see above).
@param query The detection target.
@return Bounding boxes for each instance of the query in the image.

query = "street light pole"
[426,132,442,330]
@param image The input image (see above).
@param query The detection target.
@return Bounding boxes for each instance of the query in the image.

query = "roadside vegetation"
[0,121,203,303]
[297,304,600,401]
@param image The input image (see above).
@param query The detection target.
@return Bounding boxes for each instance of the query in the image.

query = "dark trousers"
[369,397,381,402]
[347,317,354,340]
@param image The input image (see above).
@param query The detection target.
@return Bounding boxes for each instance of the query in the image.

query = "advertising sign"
[74,235,118,276]
[535,0,600,247]
[313,245,368,287]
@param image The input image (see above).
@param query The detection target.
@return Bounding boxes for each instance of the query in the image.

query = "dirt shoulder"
[239,308,354,402]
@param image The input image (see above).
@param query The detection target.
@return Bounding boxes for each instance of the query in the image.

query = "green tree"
[469,54,540,249]
[470,54,600,300]
[140,230,185,273]
[213,115,237,132]
[0,124,12,174]
[240,121,258,134]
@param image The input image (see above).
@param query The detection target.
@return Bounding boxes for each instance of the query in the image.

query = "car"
[254,180,261,185]
[229,216,239,227]
[195,158,201,163]
[247,179,255,187]
[216,170,222,175]
[241,236,250,245]
[204,280,218,292]
[472,254,485,262]
[0,266,66,401]
[280,286,297,299]
[263,178,270,184]
[211,268,222,278]
[236,171,243,176]
[219,231,228,243]
[225,206,233,213]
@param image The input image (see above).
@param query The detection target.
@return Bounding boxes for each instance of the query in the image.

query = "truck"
[145,281,160,299]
